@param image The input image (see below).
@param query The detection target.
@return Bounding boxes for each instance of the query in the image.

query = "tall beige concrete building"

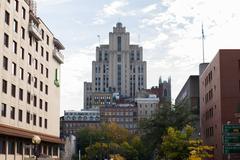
[0,0,64,159]
[84,22,147,108]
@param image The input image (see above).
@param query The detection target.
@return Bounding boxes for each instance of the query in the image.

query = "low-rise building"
[100,104,138,133]
[60,110,100,136]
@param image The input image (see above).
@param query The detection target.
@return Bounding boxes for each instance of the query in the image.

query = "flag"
[202,24,205,39]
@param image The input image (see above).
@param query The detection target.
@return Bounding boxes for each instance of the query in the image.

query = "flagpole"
[202,24,205,63]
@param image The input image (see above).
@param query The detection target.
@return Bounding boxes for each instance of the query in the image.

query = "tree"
[140,102,194,159]
[160,125,214,160]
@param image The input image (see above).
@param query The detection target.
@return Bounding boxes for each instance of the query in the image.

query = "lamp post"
[32,135,41,160]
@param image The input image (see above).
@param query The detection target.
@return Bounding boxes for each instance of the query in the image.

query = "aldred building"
[200,49,240,160]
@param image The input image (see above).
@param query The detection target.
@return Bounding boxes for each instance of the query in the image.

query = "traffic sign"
[223,124,240,133]
[224,146,240,154]
[224,136,240,143]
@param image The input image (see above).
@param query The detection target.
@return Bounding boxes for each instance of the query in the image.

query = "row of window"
[204,71,212,86]
[1,103,48,128]
[2,79,48,110]
[0,139,58,156]
[205,107,214,120]
[205,88,213,104]
[3,32,50,65]
[205,126,214,138]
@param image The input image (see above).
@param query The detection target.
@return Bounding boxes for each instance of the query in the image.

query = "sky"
[36,0,240,115]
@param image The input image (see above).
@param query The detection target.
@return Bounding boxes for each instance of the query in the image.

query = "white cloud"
[141,3,157,13]
[37,0,72,6]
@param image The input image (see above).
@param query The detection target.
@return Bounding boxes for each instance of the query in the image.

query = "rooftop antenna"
[201,23,205,63]
[97,35,100,46]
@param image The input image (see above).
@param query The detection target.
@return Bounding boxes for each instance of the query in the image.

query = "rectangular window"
[26,112,30,124]
[46,51,49,61]
[117,36,121,51]
[19,88,23,101]
[22,7,26,19]
[13,19,18,32]
[13,41,17,54]
[29,36,32,46]
[0,140,6,154]
[12,62,16,75]
[18,109,22,121]
[27,73,31,84]
[19,67,24,80]
[46,35,49,45]
[45,101,48,112]
[39,99,43,109]
[11,84,16,97]
[40,81,43,91]
[28,53,32,65]
[21,27,25,39]
[10,106,15,119]
[45,85,48,95]
[41,29,44,39]
[14,0,19,12]
[44,118,48,128]
[46,68,48,78]
[33,114,36,125]
[17,141,23,154]
[27,92,31,104]
[8,141,15,154]
[3,56,8,70]
[2,79,7,93]
[41,46,44,57]
[4,33,9,48]
[33,95,37,107]
[1,103,7,117]
[5,11,10,25]
[34,59,38,70]
[21,47,24,59]
[35,41,38,52]
[40,64,43,74]
[34,77,37,88]
[39,117,42,127]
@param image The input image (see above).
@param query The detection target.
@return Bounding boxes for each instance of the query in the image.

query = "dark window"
[53,146,58,156]
[17,141,23,154]
[19,67,24,80]
[41,29,44,39]
[26,112,30,124]
[46,68,48,78]
[21,47,24,59]
[40,64,43,74]
[46,51,49,61]
[3,56,8,70]
[27,73,31,84]
[27,92,31,104]
[34,77,37,88]
[19,88,23,100]
[46,35,49,45]
[1,103,7,117]
[41,47,44,57]
[21,27,25,39]
[34,59,38,70]
[13,19,18,32]
[117,54,121,62]
[18,109,22,121]
[28,53,32,65]
[22,7,26,19]
[10,106,15,119]
[39,117,42,127]
[44,118,48,128]
[33,95,37,107]
[14,0,19,12]
[117,36,121,51]
[4,33,9,47]
[5,11,10,25]
[12,62,16,75]
[35,41,38,52]
[45,85,48,95]
[8,141,15,154]
[11,84,16,97]
[40,81,43,91]
[33,114,36,125]
[45,101,48,112]
[2,79,7,93]
[0,140,6,154]
[29,36,32,46]
[39,99,43,109]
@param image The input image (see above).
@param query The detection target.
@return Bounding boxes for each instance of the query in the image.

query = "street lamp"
[32,135,41,160]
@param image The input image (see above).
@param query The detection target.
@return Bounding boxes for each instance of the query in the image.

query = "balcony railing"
[28,22,41,41]
[53,49,64,64]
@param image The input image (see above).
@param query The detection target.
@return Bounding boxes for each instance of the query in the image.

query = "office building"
[200,49,240,159]
[0,0,64,159]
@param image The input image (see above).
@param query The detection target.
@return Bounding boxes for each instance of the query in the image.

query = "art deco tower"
[92,22,147,98]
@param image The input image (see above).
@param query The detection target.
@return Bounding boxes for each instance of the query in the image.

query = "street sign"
[224,146,240,154]
[224,136,240,144]
[223,124,240,133]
